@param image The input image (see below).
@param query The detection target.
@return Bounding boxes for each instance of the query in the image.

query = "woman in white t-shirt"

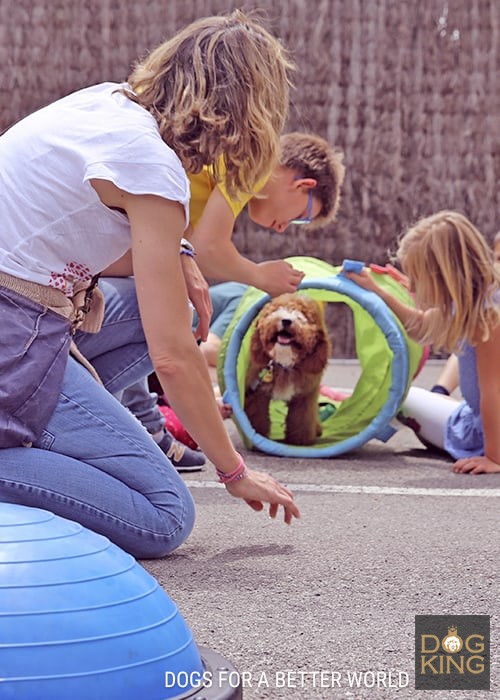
[0,11,300,557]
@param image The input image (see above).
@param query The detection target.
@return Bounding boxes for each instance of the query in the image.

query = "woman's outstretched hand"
[225,469,301,524]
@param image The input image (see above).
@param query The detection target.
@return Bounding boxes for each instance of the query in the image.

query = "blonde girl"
[346,211,500,475]
[0,11,299,558]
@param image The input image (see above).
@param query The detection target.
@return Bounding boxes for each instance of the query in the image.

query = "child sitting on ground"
[346,211,500,475]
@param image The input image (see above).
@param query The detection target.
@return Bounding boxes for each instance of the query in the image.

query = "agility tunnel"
[218,256,425,458]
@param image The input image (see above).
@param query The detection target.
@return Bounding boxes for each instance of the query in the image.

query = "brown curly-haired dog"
[244,293,331,445]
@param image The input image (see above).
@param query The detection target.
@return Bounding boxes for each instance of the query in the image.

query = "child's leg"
[399,386,459,450]
[120,378,206,470]
[120,377,164,435]
[431,354,459,396]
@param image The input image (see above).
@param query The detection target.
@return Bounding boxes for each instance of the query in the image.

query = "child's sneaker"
[157,429,205,472]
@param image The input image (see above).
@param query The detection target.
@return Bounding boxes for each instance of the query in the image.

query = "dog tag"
[259,367,274,383]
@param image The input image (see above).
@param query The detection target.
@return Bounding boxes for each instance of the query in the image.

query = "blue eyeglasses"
[290,187,313,225]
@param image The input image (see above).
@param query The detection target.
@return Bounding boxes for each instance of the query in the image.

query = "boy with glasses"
[189,132,344,297]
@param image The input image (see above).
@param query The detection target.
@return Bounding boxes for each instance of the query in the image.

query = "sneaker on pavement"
[157,430,206,472]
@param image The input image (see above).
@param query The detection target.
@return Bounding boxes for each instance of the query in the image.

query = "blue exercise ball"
[0,503,206,700]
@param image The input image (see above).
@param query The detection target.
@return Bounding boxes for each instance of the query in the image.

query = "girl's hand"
[344,267,382,294]
[453,456,500,474]
[225,469,301,524]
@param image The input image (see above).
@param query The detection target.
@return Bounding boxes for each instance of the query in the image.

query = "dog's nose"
[281,318,292,328]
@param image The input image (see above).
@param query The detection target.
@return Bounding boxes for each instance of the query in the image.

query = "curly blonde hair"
[397,211,500,352]
[127,10,295,200]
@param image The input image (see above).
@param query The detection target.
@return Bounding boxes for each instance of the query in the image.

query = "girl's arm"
[453,322,500,474]
[345,268,435,342]
[91,179,301,520]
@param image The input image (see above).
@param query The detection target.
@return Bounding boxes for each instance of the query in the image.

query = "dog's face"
[251,293,329,369]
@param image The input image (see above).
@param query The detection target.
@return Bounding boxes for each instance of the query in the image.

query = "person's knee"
[163,486,196,554]
[134,486,196,559]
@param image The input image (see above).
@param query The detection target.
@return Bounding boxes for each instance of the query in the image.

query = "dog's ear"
[249,323,270,366]
[301,329,331,374]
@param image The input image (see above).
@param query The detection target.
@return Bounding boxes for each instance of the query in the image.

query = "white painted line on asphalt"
[288,484,500,497]
[186,481,500,498]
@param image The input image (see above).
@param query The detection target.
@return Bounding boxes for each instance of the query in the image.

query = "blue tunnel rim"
[223,276,408,457]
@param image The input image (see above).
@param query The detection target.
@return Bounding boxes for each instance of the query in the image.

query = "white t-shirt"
[0,82,190,296]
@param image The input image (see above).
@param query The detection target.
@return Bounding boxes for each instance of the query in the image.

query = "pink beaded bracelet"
[216,455,248,484]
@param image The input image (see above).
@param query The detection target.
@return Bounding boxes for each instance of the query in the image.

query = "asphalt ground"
[141,360,499,700]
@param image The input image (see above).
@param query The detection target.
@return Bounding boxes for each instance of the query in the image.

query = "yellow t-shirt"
[188,161,268,227]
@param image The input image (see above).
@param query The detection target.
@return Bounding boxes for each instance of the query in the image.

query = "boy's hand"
[256,260,304,296]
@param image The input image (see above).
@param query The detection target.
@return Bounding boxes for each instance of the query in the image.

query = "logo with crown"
[442,626,463,654]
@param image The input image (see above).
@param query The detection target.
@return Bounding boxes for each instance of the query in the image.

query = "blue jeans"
[0,278,195,558]
[119,378,164,434]
[121,281,248,430]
